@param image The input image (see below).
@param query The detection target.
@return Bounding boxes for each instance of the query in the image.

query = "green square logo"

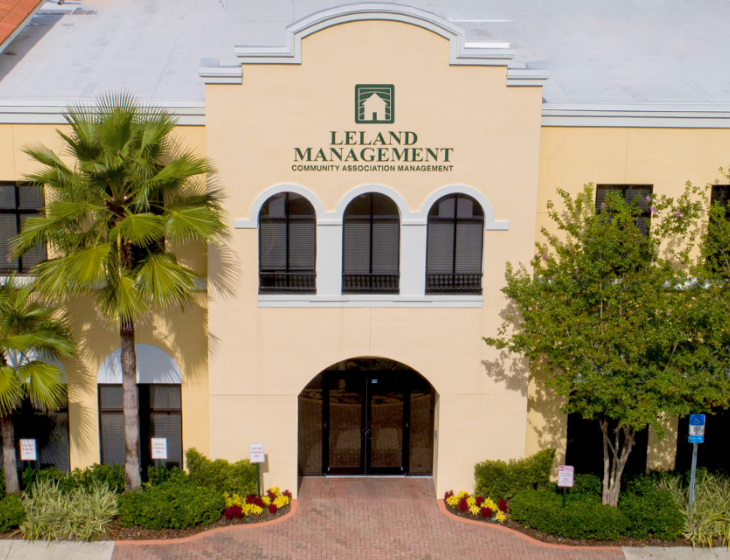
[355,85,394,124]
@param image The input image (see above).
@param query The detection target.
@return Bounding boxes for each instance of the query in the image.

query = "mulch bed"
[443,502,723,548]
[107,504,291,541]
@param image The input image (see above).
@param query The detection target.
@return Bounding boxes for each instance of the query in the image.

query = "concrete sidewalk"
[624,547,730,560]
[0,540,114,560]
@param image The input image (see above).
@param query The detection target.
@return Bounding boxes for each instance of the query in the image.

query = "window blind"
[426,194,484,294]
[596,185,653,236]
[0,184,45,273]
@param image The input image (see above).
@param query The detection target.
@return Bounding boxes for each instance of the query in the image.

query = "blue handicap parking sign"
[688,414,705,443]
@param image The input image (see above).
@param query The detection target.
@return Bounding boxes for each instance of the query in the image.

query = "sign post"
[688,414,705,507]
[557,465,574,507]
[249,443,265,497]
[20,439,37,486]
[151,438,168,485]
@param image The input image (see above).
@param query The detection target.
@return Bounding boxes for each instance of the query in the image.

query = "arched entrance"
[298,358,436,476]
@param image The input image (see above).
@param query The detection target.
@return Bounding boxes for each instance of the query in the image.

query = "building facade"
[1,3,728,496]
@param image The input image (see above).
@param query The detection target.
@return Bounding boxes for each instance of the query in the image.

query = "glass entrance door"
[325,372,408,475]
[366,375,406,474]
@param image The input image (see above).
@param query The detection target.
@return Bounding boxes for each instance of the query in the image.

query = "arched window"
[259,192,316,293]
[342,193,400,293]
[426,194,484,294]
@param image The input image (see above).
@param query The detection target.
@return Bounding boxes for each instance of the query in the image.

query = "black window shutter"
[426,194,483,294]
[99,385,126,465]
[342,193,400,293]
[259,193,316,293]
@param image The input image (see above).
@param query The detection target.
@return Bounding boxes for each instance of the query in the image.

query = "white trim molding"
[235,183,325,228]
[541,103,730,128]
[418,185,508,230]
[198,59,243,85]
[235,183,507,230]
[258,294,483,308]
[0,99,206,125]
[234,4,516,68]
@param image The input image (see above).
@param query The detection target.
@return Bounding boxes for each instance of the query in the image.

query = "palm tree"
[0,277,75,494]
[12,93,226,492]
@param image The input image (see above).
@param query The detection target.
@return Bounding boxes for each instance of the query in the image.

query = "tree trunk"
[1,415,19,495]
[600,420,635,507]
[120,322,141,492]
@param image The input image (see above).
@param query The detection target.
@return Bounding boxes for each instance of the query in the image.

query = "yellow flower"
[262,496,271,506]
[469,505,480,515]
[484,498,497,511]
[446,496,459,507]
[267,487,280,497]
[273,495,289,508]
[496,510,507,523]
[466,496,476,507]
[457,491,469,499]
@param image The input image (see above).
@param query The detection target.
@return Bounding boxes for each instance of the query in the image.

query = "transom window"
[596,185,653,235]
[426,194,484,294]
[0,183,45,273]
[259,192,316,293]
[342,193,400,294]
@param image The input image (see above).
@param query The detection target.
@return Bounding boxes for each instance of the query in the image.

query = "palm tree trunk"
[1,415,19,495]
[120,322,141,492]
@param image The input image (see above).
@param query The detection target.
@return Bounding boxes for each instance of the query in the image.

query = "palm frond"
[110,213,165,246]
[164,206,226,244]
[136,253,199,308]
[96,274,149,324]
[20,361,67,412]
[0,367,23,417]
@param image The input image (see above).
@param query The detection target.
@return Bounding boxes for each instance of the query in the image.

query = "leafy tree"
[12,93,226,492]
[485,184,730,506]
[0,277,75,494]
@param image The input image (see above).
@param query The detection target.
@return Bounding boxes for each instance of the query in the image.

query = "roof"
[0,0,43,51]
[0,0,728,125]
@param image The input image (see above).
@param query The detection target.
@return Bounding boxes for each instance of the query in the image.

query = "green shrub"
[185,448,257,496]
[510,489,628,540]
[620,490,683,540]
[474,448,555,500]
[23,464,125,495]
[0,495,25,533]
[571,473,602,496]
[117,480,225,530]
[20,480,117,541]
[145,465,187,486]
[657,469,730,547]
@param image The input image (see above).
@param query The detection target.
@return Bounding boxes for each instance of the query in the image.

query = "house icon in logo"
[355,85,394,124]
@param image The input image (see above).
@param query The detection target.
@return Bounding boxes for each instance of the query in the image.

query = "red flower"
[475,496,485,507]
[245,494,256,505]
[268,503,277,514]
[458,498,468,512]
[480,507,493,519]
[444,490,454,499]
[283,490,293,499]
[266,490,277,500]
[255,497,265,507]
[498,498,508,512]
[225,505,243,520]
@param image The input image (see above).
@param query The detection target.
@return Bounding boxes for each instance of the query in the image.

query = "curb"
[436,500,623,552]
[114,499,297,546]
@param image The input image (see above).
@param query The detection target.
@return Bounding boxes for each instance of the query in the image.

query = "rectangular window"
[0,183,45,273]
[710,186,730,219]
[98,384,183,471]
[596,185,653,235]
[4,400,70,472]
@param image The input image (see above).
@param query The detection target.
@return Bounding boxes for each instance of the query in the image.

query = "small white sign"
[20,439,37,461]
[151,438,168,460]
[557,465,575,488]
[249,442,265,463]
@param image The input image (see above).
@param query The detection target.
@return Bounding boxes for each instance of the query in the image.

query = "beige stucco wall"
[205,19,543,496]
[529,126,730,470]
[0,123,210,471]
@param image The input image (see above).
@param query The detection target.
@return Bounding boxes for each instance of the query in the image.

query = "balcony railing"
[342,273,399,294]
[259,271,316,293]
[426,273,482,294]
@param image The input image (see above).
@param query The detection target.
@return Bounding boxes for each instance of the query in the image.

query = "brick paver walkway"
[112,478,626,560]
